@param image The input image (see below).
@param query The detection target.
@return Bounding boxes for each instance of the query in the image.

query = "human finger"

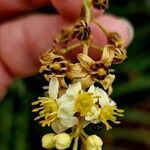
[0,0,51,21]
[0,0,102,22]
[0,62,13,100]
[51,0,82,21]
[51,0,104,21]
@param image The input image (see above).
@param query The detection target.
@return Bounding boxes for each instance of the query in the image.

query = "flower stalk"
[83,0,92,55]
[61,42,83,54]
[73,137,79,150]
[31,0,128,149]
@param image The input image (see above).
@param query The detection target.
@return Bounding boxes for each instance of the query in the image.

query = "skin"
[0,0,134,98]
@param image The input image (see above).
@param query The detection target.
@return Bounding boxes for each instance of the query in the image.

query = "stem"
[81,130,88,138]
[83,0,92,55]
[83,0,92,23]
[92,19,109,36]
[90,44,103,52]
[61,43,82,54]
[83,43,89,55]
[72,137,79,150]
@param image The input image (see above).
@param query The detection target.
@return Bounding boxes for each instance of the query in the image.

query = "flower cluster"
[32,0,127,149]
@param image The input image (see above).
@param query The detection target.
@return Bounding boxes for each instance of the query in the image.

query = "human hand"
[0,0,134,98]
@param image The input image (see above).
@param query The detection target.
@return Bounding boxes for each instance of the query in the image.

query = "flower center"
[76,93,94,116]
[44,100,58,113]
[50,62,61,70]
[99,105,124,130]
[97,68,107,76]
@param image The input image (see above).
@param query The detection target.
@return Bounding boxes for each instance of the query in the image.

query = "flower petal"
[98,88,110,107]
[99,74,115,95]
[57,94,73,105]
[101,45,115,66]
[85,106,100,123]
[51,119,67,133]
[66,82,82,96]
[60,117,78,128]
[58,101,76,118]
[77,54,95,71]
[67,63,87,79]
[49,77,59,99]
[73,75,94,89]
[88,84,96,94]
[109,98,116,106]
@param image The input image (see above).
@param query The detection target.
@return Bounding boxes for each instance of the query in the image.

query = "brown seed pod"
[72,20,91,41]
[92,0,109,10]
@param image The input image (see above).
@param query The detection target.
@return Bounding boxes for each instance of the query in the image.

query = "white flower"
[49,76,59,99]
[32,77,59,127]
[52,83,81,133]
[97,87,116,107]
[49,78,78,133]
[85,106,100,124]
[57,82,102,124]
[32,77,77,133]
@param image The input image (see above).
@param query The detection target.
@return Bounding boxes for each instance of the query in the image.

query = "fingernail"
[119,18,134,45]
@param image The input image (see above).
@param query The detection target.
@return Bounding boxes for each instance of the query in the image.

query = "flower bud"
[53,133,71,150]
[42,133,55,149]
[85,135,103,150]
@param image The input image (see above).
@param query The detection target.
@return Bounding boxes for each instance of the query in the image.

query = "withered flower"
[77,54,115,94]
[67,63,94,89]
[54,26,73,44]
[67,63,88,80]
[101,44,127,65]
[39,50,69,88]
[92,0,109,10]
[102,32,127,65]
[107,32,124,48]
[54,20,91,44]
[72,20,91,41]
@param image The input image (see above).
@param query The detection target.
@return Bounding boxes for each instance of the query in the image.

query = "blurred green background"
[0,0,150,150]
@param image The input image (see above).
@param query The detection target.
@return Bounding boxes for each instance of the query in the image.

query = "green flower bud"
[42,133,55,149]
[53,133,71,150]
[85,135,103,150]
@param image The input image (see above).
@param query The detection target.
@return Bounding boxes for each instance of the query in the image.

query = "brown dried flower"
[54,24,74,44]
[72,20,91,41]
[54,20,91,45]
[77,53,115,94]
[67,63,94,89]
[101,44,127,65]
[40,50,67,76]
[92,0,109,10]
[39,50,71,87]
[107,32,124,48]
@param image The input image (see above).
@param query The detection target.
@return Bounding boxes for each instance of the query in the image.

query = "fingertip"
[93,15,134,47]
[51,0,82,21]
[0,62,13,99]
[117,18,134,46]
